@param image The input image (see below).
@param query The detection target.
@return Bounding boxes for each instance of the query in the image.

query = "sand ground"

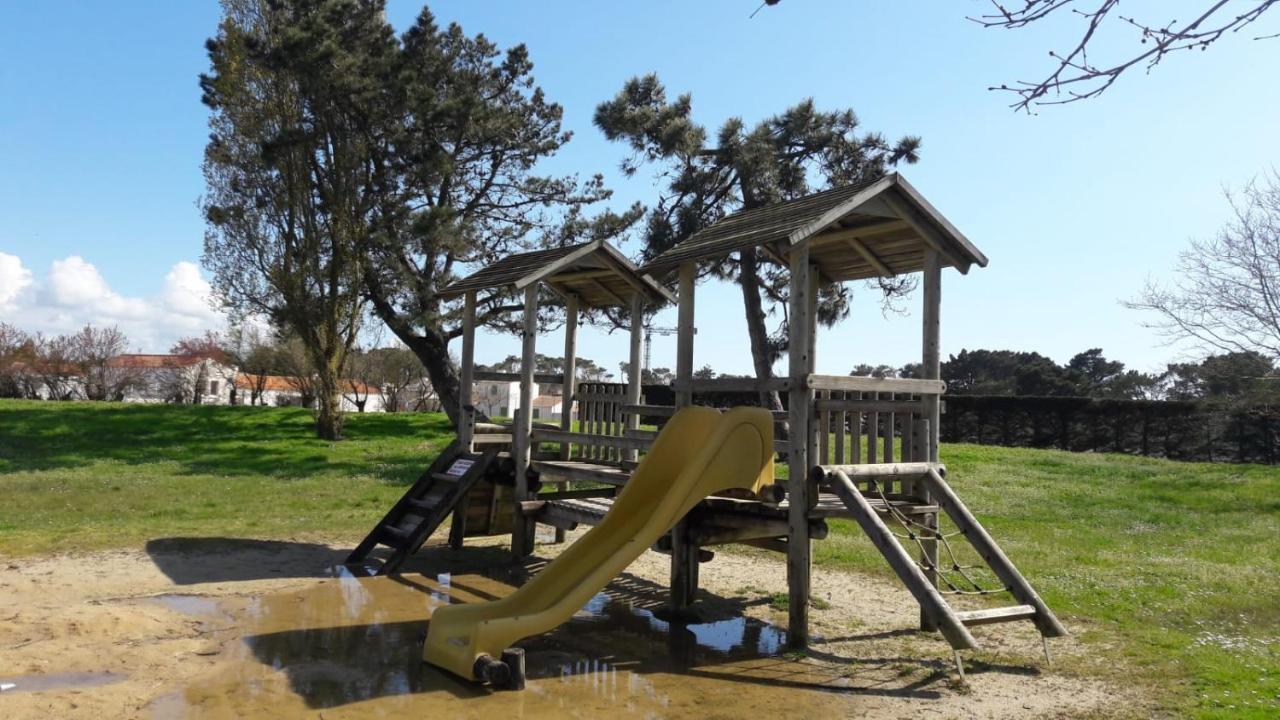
[0,532,1152,719]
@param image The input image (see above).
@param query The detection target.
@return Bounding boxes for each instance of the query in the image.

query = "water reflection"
[155,569,860,718]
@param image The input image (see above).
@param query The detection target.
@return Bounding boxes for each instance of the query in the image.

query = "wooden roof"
[641,173,988,282]
[438,239,675,308]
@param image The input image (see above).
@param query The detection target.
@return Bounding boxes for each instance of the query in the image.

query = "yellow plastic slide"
[423,406,775,685]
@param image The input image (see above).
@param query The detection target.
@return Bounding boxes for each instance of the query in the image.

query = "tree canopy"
[595,74,920,409]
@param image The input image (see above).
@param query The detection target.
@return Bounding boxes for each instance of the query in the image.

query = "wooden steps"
[821,463,1067,652]
[346,442,499,575]
[955,605,1037,627]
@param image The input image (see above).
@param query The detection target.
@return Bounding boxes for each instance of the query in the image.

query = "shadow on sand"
[228,546,998,710]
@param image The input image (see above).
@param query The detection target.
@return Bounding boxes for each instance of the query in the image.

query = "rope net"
[866,480,1008,597]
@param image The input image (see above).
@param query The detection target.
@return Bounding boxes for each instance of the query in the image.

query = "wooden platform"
[531,460,631,486]
[531,491,939,531]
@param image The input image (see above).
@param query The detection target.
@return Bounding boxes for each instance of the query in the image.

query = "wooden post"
[787,242,813,648]
[626,294,644,462]
[512,284,539,559]
[922,250,942,463]
[560,294,579,459]
[671,263,698,609]
[919,250,942,629]
[675,262,696,408]
[806,265,819,466]
[550,294,579,543]
[459,291,477,452]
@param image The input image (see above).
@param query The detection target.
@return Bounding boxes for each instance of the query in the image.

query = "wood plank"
[814,398,925,413]
[474,371,565,384]
[807,374,945,394]
[622,403,676,417]
[955,605,1037,627]
[833,390,846,465]
[671,377,792,393]
[532,460,632,486]
[531,429,653,451]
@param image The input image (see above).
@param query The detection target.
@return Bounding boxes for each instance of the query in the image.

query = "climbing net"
[866,480,1008,597]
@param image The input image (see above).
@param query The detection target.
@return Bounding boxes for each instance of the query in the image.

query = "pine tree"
[594,74,920,410]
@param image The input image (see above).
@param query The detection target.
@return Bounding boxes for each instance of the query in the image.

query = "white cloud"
[0,253,229,351]
[0,252,34,311]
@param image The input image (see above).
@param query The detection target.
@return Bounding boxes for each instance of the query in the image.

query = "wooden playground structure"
[347,173,1066,681]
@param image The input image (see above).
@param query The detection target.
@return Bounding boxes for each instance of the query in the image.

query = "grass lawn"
[1,399,1277,717]
[0,399,452,554]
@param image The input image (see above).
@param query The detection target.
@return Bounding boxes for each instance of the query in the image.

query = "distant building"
[107,354,237,405]
[471,378,566,421]
[234,373,385,413]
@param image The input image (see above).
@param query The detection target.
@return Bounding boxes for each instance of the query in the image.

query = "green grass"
[1,399,1278,716]
[0,399,453,554]
[811,443,1280,719]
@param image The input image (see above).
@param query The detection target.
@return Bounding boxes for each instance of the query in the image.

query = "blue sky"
[1,1,1277,377]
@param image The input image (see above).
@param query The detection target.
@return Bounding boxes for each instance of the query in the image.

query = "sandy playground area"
[0,531,1148,719]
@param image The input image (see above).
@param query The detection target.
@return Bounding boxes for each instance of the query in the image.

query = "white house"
[233,373,385,413]
[471,379,566,421]
[108,354,237,405]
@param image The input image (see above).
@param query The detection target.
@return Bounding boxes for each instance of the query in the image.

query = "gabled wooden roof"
[641,173,988,282]
[438,239,675,308]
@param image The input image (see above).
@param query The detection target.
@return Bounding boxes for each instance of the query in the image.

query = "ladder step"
[379,525,411,547]
[954,605,1037,627]
[405,498,436,512]
[430,472,460,483]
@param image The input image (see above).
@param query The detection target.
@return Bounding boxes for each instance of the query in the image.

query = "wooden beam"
[809,219,910,247]
[586,278,627,307]
[512,284,539,559]
[806,374,944,395]
[459,291,476,452]
[531,429,654,451]
[787,241,813,648]
[815,398,925,413]
[880,193,969,273]
[671,377,791,393]
[675,262,696,407]
[474,371,565,384]
[513,240,602,290]
[842,237,893,277]
[546,268,615,283]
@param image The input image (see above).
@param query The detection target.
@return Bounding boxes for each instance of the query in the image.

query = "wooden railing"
[569,382,641,462]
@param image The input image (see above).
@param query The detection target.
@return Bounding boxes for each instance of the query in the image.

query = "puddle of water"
[152,569,862,719]
[152,594,224,619]
[0,671,127,693]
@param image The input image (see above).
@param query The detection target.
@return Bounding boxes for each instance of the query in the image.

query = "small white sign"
[446,459,475,477]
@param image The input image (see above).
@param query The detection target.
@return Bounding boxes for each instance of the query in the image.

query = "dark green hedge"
[941,395,1280,464]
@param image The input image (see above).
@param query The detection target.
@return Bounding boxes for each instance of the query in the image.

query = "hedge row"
[940,395,1280,464]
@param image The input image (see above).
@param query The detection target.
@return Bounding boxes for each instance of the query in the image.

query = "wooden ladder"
[825,465,1067,656]
[346,441,499,575]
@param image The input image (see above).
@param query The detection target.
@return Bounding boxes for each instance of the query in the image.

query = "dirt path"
[0,533,1145,719]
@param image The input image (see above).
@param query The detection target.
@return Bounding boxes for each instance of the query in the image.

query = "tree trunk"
[363,275,464,425]
[313,364,344,440]
[738,248,786,414]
